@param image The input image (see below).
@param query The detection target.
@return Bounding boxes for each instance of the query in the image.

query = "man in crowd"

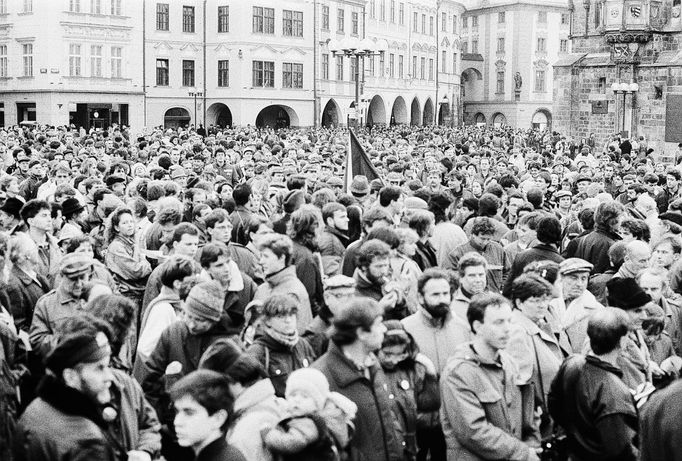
[549,308,639,461]
[441,292,541,461]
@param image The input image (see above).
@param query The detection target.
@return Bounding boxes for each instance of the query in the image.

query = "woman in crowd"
[507,273,566,437]
[105,206,152,312]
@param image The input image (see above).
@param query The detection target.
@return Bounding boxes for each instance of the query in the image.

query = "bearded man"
[401,268,470,461]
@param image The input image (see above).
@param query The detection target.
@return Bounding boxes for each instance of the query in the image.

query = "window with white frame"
[110,0,121,15]
[183,59,195,86]
[337,8,344,32]
[156,58,169,86]
[350,57,357,81]
[496,71,504,93]
[389,53,394,77]
[420,57,425,79]
[90,45,102,77]
[0,45,7,77]
[352,12,358,35]
[560,39,568,52]
[183,6,195,33]
[252,60,274,87]
[110,46,122,78]
[253,7,275,34]
[321,53,329,79]
[321,6,329,30]
[398,55,403,78]
[69,0,81,13]
[156,3,169,30]
[399,2,404,25]
[23,0,33,13]
[22,43,33,76]
[380,0,385,21]
[283,10,303,37]
[218,59,229,87]
[390,0,395,23]
[412,55,416,78]
[441,50,446,73]
[218,6,229,33]
[537,37,546,52]
[497,37,505,52]
[412,12,417,32]
[91,0,101,14]
[69,44,81,76]
[442,12,446,31]
[498,12,505,23]
[336,56,343,80]
[535,69,546,92]
[283,62,303,88]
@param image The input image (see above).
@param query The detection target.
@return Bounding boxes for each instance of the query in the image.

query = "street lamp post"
[610,82,639,137]
[188,88,203,128]
[327,37,388,130]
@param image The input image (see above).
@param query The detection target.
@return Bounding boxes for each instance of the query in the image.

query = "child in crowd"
[263,367,356,461]
[377,320,440,461]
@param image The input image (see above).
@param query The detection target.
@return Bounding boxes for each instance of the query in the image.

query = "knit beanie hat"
[185,280,225,323]
[285,367,330,410]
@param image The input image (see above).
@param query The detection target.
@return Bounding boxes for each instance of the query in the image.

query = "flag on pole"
[343,129,382,193]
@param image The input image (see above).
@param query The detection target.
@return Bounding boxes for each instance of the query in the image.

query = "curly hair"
[594,200,625,233]
[86,295,135,356]
[104,206,134,244]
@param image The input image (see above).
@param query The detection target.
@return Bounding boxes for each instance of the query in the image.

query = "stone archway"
[474,112,486,126]
[255,105,300,128]
[206,103,233,128]
[366,95,386,126]
[423,98,435,126]
[164,107,191,129]
[390,96,408,125]
[492,112,507,127]
[438,103,450,125]
[321,99,342,127]
[461,67,484,102]
[531,108,552,130]
[410,97,421,126]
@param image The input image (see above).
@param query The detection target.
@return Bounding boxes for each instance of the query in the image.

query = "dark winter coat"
[318,226,349,276]
[313,343,404,461]
[14,374,117,461]
[640,379,682,461]
[502,243,564,297]
[195,437,247,461]
[0,266,50,332]
[573,226,622,274]
[291,241,324,315]
[245,332,317,397]
[136,321,233,427]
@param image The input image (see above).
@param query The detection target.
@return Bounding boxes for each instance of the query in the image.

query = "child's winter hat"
[286,368,330,409]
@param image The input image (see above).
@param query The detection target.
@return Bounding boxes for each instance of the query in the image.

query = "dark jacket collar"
[585,354,623,378]
[325,342,377,387]
[531,242,559,253]
[38,373,108,428]
[324,225,350,245]
[196,436,229,461]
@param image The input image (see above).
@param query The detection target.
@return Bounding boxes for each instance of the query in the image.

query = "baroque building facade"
[0,0,570,131]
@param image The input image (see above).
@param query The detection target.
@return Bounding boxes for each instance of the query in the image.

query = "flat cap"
[555,190,573,199]
[350,175,370,195]
[324,275,356,290]
[170,166,187,179]
[575,174,592,184]
[59,252,94,277]
[559,258,593,275]
[327,176,344,187]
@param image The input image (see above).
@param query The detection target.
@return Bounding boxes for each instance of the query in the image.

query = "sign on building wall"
[665,94,682,142]
[591,101,609,114]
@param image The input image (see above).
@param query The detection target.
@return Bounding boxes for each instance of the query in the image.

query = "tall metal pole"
[194,93,197,127]
[355,56,360,130]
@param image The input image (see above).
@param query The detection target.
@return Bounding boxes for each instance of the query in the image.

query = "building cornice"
[463,2,569,15]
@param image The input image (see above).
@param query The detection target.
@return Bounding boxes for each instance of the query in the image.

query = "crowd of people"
[1,121,682,460]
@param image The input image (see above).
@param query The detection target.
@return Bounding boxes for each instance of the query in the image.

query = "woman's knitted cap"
[285,367,330,410]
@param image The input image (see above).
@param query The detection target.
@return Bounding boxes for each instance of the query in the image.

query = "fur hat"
[185,280,225,323]
[285,368,330,410]
[606,277,651,310]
